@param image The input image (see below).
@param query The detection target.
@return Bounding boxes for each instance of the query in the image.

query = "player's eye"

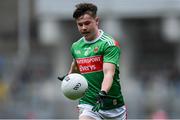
[84,21,90,25]
[78,23,83,27]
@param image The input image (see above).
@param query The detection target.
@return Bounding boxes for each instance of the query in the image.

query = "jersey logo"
[75,50,81,54]
[84,47,91,56]
[76,55,103,74]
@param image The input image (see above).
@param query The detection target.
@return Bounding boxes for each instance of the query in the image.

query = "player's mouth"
[82,32,90,36]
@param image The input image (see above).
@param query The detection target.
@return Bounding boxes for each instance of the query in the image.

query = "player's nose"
[82,24,87,30]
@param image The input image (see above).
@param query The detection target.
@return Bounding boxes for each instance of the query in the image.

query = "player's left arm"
[101,63,115,93]
[92,62,116,112]
[101,40,120,93]
[92,41,120,112]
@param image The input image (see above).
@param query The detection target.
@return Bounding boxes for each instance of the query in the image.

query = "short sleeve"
[103,44,121,65]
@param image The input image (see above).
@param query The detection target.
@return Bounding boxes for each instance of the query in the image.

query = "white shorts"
[78,104,127,120]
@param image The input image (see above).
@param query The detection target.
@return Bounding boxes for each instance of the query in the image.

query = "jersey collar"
[83,30,103,44]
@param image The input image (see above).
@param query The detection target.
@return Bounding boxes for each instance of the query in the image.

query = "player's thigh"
[78,105,102,120]
[112,110,127,120]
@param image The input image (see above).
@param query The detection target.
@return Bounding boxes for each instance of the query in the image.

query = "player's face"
[76,14,99,41]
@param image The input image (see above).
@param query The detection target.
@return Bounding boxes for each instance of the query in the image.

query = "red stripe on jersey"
[76,55,103,74]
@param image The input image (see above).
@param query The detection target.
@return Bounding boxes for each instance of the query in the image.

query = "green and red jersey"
[71,30,124,110]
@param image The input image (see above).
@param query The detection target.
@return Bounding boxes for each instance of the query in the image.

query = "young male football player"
[59,3,126,120]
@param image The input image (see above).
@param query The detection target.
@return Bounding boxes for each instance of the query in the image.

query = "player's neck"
[89,29,100,41]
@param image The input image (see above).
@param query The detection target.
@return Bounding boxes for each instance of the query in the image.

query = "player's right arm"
[68,59,80,74]
[58,60,79,81]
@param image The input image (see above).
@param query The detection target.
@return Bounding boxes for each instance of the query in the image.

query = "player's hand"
[92,91,108,112]
[57,74,67,81]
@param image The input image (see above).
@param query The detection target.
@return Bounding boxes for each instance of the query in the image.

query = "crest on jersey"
[94,46,99,53]
[113,99,117,105]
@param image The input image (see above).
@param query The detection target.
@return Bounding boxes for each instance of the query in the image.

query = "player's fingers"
[57,76,63,81]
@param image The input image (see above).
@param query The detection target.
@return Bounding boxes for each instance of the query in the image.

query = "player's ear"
[95,17,99,26]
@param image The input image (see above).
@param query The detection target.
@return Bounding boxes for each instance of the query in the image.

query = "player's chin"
[84,36,90,40]
[83,34,92,41]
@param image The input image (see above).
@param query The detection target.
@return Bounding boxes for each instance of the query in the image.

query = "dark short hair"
[73,3,97,19]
